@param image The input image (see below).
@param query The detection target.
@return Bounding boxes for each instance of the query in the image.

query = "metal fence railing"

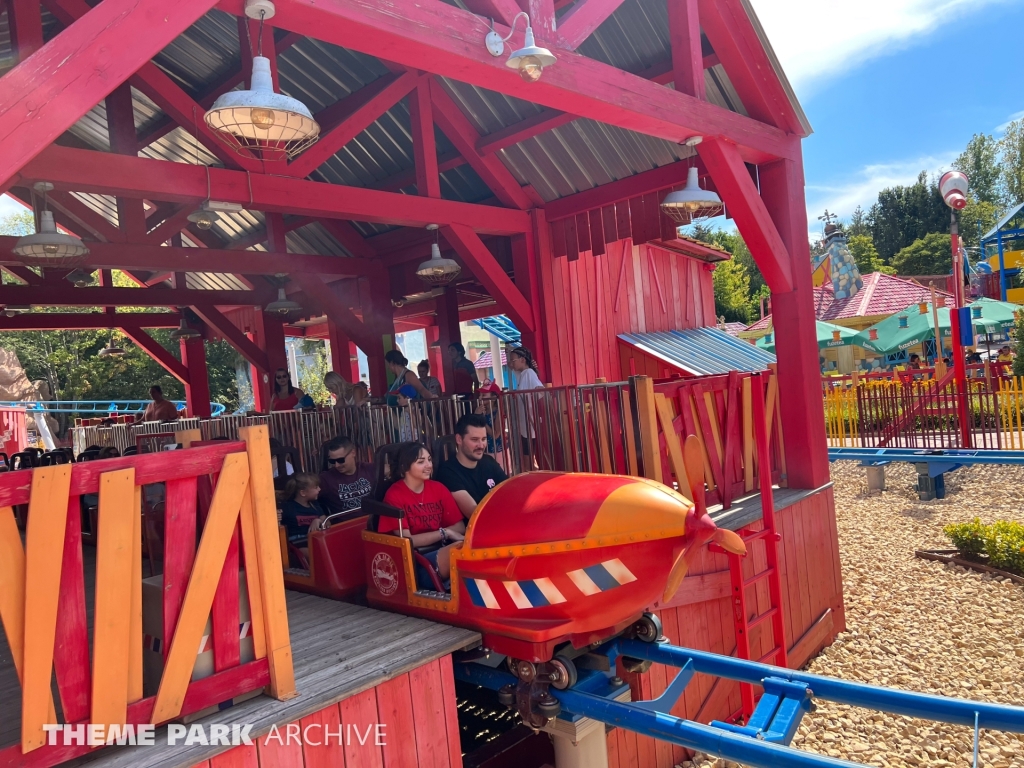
[823,366,1024,449]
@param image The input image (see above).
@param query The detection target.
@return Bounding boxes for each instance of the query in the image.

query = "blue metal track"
[454,637,1024,768]
[829,446,1024,467]
[471,315,521,344]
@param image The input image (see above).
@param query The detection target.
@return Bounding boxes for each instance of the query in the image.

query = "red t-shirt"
[379,480,463,536]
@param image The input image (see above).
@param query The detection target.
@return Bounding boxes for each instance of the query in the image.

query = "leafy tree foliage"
[868,172,949,263]
[847,206,871,237]
[954,133,1004,206]
[847,234,894,275]
[890,232,954,276]
[1001,118,1024,206]
[711,258,752,324]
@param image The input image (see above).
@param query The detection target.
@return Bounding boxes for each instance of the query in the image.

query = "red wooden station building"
[0,0,842,766]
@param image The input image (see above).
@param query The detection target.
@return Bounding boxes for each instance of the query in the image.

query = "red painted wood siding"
[538,238,717,386]
[196,656,462,768]
[608,486,844,767]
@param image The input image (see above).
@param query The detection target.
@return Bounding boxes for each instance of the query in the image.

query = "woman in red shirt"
[380,442,465,580]
[270,368,305,411]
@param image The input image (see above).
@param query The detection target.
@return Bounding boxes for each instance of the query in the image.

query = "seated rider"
[319,436,375,516]
[379,442,465,584]
[280,473,327,560]
[435,413,508,519]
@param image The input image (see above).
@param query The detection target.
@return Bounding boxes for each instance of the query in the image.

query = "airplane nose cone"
[587,477,693,541]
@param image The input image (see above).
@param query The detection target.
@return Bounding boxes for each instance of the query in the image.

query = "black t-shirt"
[435,455,508,506]
[281,499,325,543]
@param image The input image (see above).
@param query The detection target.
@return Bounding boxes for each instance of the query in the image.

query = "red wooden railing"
[0,425,294,767]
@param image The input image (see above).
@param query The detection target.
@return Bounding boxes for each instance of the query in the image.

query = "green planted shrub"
[943,518,987,559]
[944,518,1024,575]
[984,521,1024,575]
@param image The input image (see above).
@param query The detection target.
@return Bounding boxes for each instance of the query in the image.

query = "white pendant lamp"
[416,225,462,286]
[14,183,90,268]
[485,13,556,82]
[265,286,303,315]
[170,318,202,340]
[205,0,319,160]
[660,138,724,225]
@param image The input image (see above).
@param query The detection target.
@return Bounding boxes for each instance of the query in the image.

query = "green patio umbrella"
[755,321,861,353]
[967,297,1019,336]
[853,304,951,356]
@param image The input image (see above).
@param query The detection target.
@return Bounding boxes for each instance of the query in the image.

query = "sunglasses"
[327,455,351,465]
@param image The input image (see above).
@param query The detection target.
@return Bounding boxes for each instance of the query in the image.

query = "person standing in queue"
[380,442,464,583]
[508,346,543,461]
[318,436,375,515]
[271,368,305,411]
[137,385,180,422]
[385,350,437,400]
[448,342,479,395]
[435,413,508,519]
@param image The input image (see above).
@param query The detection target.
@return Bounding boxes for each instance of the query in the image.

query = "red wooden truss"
[0,0,826,487]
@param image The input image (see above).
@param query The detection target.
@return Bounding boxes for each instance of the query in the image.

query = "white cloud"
[0,194,28,218]
[749,0,1015,96]
[804,152,957,237]
[996,110,1024,133]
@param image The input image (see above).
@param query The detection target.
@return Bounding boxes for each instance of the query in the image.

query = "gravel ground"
[681,461,1024,768]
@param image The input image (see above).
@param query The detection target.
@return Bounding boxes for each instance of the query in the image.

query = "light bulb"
[195,213,213,230]
[43,243,59,254]
[518,56,544,82]
[250,108,276,130]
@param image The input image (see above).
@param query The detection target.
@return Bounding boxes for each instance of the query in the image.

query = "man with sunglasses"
[318,436,374,515]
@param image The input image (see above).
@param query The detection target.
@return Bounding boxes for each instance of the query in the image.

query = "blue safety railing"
[0,400,227,417]
[454,634,1024,768]
[471,315,521,344]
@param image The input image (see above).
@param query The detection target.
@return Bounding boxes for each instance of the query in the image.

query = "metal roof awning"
[619,327,777,376]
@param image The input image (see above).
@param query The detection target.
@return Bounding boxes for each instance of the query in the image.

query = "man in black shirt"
[435,413,508,518]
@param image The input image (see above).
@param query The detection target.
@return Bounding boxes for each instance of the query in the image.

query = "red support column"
[667,0,705,99]
[260,213,294,408]
[361,272,395,396]
[426,326,445,390]
[8,0,44,62]
[435,285,461,392]
[511,227,547,379]
[106,81,147,241]
[180,334,212,418]
[326,319,359,383]
[757,154,829,489]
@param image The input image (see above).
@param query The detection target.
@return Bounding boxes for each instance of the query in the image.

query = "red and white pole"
[940,171,971,447]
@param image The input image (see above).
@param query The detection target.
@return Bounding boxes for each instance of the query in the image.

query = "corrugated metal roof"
[619,327,776,375]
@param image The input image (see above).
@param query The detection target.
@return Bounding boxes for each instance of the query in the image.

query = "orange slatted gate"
[0,425,294,767]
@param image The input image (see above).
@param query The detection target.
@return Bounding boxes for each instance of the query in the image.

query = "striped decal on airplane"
[463,561,632,610]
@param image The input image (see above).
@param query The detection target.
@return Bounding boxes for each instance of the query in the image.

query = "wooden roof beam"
[697,136,792,293]
[23,146,531,235]
[556,0,627,50]
[119,323,190,383]
[0,236,380,276]
[191,304,270,372]
[0,0,219,191]
[0,312,180,330]
[0,284,275,308]
[213,0,800,163]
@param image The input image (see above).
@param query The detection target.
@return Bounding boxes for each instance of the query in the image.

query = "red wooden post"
[8,0,44,62]
[426,326,446,390]
[361,271,395,396]
[326,319,359,383]
[667,0,705,99]
[757,155,829,489]
[408,80,441,198]
[106,81,148,241]
[181,333,212,418]
[436,286,461,392]
[512,228,547,379]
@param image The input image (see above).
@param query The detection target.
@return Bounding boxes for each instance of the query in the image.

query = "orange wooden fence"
[0,425,294,767]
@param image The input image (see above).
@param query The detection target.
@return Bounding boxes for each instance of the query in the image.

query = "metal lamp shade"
[507,27,556,82]
[205,56,320,160]
[416,243,462,286]
[169,319,202,340]
[265,287,303,315]
[660,167,724,224]
[13,210,90,268]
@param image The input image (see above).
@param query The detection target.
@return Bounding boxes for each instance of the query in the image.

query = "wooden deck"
[0,540,479,767]
[708,483,833,532]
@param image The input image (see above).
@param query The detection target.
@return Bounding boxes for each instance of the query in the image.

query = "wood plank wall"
[609,486,844,767]
[538,239,717,386]
[189,655,462,768]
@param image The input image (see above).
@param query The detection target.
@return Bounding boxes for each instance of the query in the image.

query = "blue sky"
[749,0,1024,240]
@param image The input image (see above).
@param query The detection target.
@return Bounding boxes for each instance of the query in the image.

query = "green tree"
[1000,118,1024,206]
[847,206,871,237]
[1013,310,1024,378]
[959,196,999,249]
[847,234,894,275]
[891,232,954,276]
[868,172,948,262]
[711,257,752,324]
[297,341,331,405]
[954,133,1005,206]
